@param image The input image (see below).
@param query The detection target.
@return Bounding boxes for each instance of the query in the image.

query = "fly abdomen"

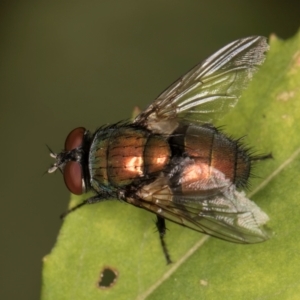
[170,124,251,188]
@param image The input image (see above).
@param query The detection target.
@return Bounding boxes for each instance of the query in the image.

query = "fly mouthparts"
[48,164,58,174]
[50,153,57,159]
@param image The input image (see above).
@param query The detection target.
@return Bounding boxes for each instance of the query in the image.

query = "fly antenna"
[46,144,55,155]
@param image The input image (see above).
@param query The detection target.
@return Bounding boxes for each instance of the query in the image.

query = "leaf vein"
[139,146,300,299]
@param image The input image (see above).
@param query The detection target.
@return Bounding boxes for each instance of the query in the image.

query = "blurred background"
[0,1,298,299]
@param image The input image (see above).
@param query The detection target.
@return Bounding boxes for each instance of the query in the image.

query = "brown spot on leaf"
[98,267,118,289]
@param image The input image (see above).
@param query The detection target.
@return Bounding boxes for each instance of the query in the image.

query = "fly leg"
[251,153,273,161]
[156,215,172,264]
[60,194,112,219]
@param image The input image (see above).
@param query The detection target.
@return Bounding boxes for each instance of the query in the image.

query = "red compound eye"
[63,161,83,195]
[65,127,86,151]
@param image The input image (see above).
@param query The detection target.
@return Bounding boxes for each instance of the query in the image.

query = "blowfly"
[48,36,271,263]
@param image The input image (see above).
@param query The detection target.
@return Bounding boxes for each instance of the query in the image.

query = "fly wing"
[134,36,268,134]
[157,189,270,243]
[136,166,270,244]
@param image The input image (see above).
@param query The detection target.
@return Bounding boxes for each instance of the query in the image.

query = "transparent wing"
[155,189,270,243]
[136,167,270,244]
[134,36,268,134]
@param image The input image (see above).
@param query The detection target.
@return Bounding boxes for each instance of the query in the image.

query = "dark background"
[0,1,298,299]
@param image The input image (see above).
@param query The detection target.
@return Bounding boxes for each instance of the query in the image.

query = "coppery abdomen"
[170,124,251,188]
[89,126,170,191]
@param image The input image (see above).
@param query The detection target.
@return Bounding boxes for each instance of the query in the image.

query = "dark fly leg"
[251,153,273,161]
[156,215,172,264]
[60,194,112,219]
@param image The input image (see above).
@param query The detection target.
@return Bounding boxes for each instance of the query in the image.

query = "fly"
[48,36,271,264]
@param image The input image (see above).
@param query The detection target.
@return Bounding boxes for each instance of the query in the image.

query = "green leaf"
[42,31,300,300]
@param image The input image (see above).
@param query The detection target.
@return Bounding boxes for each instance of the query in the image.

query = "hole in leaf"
[98,267,118,289]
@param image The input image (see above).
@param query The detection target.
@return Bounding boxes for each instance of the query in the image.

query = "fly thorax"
[88,126,171,192]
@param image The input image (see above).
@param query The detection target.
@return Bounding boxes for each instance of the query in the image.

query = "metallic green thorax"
[88,125,171,193]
